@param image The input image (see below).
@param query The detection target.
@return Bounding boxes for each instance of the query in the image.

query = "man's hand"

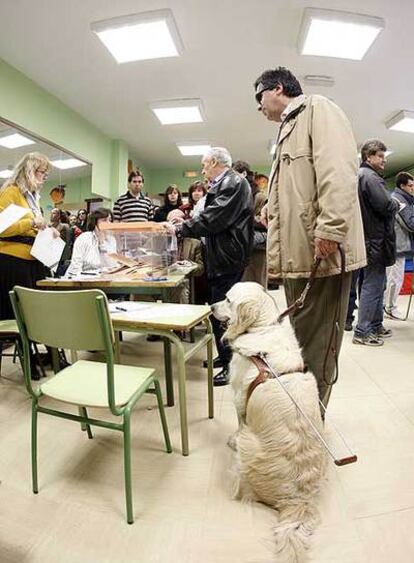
[314,238,338,259]
[32,215,47,230]
[260,204,268,228]
[160,221,176,234]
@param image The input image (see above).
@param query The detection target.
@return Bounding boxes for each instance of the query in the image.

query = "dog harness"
[245,355,303,408]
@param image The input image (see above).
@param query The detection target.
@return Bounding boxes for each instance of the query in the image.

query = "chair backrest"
[10,287,114,352]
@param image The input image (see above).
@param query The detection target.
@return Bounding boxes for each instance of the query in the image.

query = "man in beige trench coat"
[255,66,366,408]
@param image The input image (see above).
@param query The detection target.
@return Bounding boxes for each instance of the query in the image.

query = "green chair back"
[10,287,114,351]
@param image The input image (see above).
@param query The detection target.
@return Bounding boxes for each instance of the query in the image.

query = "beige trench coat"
[267,94,366,278]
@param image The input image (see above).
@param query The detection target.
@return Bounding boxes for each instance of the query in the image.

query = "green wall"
[0,59,128,200]
[144,164,272,196]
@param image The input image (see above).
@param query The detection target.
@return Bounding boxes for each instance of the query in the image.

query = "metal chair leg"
[31,399,39,494]
[123,411,133,524]
[153,379,172,453]
[79,407,93,439]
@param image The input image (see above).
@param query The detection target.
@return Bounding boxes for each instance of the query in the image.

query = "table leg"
[204,317,214,419]
[174,338,189,456]
[163,336,174,406]
[51,348,60,374]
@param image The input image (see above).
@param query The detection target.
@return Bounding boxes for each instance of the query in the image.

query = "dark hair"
[77,208,88,219]
[128,169,144,183]
[87,207,113,231]
[360,140,387,162]
[233,160,258,192]
[396,171,414,188]
[60,210,69,224]
[164,184,182,207]
[188,181,207,205]
[254,67,303,98]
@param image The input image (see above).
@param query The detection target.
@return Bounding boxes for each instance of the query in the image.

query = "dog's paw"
[227,433,238,451]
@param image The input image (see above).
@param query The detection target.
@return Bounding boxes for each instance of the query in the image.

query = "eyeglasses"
[255,85,273,105]
[36,168,49,179]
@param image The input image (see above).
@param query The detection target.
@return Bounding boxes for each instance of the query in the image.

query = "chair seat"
[40,360,155,408]
[0,319,19,336]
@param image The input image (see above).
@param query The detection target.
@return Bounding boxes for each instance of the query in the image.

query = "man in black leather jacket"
[171,147,254,385]
[353,140,398,346]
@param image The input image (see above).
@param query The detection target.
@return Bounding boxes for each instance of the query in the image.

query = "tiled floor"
[0,291,413,562]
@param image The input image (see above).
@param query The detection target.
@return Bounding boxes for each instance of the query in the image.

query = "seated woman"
[180,181,207,219]
[65,208,117,277]
[154,184,182,222]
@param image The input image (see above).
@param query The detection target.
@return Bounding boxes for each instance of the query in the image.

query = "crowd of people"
[0,66,413,397]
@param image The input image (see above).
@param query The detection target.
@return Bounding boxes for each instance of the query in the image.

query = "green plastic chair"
[9,286,172,524]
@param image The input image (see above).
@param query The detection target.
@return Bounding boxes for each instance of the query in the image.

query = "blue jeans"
[354,263,386,337]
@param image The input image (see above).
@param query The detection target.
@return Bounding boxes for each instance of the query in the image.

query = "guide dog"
[212,282,327,562]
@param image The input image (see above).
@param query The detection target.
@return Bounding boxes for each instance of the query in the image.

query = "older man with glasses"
[254,66,366,409]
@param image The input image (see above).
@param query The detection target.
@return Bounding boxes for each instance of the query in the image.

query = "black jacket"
[358,162,398,267]
[391,187,414,256]
[180,170,254,277]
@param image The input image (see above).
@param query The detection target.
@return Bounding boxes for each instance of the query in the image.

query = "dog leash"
[256,353,357,466]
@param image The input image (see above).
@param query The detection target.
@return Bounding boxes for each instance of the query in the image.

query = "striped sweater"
[112,191,154,222]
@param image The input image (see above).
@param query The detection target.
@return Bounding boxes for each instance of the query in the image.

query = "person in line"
[154,185,183,222]
[255,66,365,408]
[233,160,267,287]
[113,170,154,222]
[65,208,117,277]
[180,181,207,219]
[384,171,414,319]
[49,208,72,275]
[353,140,398,346]
[167,147,253,386]
[76,208,88,231]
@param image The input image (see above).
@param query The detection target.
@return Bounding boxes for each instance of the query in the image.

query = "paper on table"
[30,227,65,268]
[108,302,153,313]
[0,204,29,234]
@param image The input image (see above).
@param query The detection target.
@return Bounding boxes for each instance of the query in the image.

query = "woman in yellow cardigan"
[0,152,52,321]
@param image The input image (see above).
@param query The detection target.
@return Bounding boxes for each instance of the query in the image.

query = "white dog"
[212,282,328,563]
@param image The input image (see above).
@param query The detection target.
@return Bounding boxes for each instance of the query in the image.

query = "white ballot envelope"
[30,227,65,268]
[0,204,29,234]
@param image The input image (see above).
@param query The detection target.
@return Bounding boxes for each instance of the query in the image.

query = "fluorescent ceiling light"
[177,143,211,156]
[51,158,88,170]
[0,169,13,178]
[91,9,183,63]
[0,133,35,149]
[151,99,204,125]
[298,8,384,60]
[386,110,414,133]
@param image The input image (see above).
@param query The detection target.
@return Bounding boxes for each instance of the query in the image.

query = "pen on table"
[115,306,127,312]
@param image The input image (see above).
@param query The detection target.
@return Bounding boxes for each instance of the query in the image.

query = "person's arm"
[0,188,36,236]
[395,199,414,232]
[311,97,359,244]
[362,177,398,218]
[182,178,250,238]
[65,235,87,276]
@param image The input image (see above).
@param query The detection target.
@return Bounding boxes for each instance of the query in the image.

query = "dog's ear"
[224,299,260,341]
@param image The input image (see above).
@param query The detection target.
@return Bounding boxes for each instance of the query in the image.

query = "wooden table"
[111,302,214,456]
[37,274,188,301]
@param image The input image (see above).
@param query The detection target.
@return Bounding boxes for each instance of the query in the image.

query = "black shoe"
[30,366,41,381]
[344,321,353,331]
[147,334,162,342]
[203,356,223,369]
[213,367,229,387]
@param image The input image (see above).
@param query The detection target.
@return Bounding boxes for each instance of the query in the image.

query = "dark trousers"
[209,270,244,367]
[346,269,364,324]
[354,263,386,337]
[284,272,352,408]
[0,253,47,320]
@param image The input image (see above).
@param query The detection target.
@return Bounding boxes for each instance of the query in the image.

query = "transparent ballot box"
[99,222,178,279]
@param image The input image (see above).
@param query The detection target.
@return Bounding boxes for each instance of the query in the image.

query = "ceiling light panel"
[91,9,183,63]
[151,99,204,125]
[386,110,414,133]
[51,158,88,170]
[177,143,211,156]
[298,8,384,60]
[0,169,13,178]
[0,133,35,149]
